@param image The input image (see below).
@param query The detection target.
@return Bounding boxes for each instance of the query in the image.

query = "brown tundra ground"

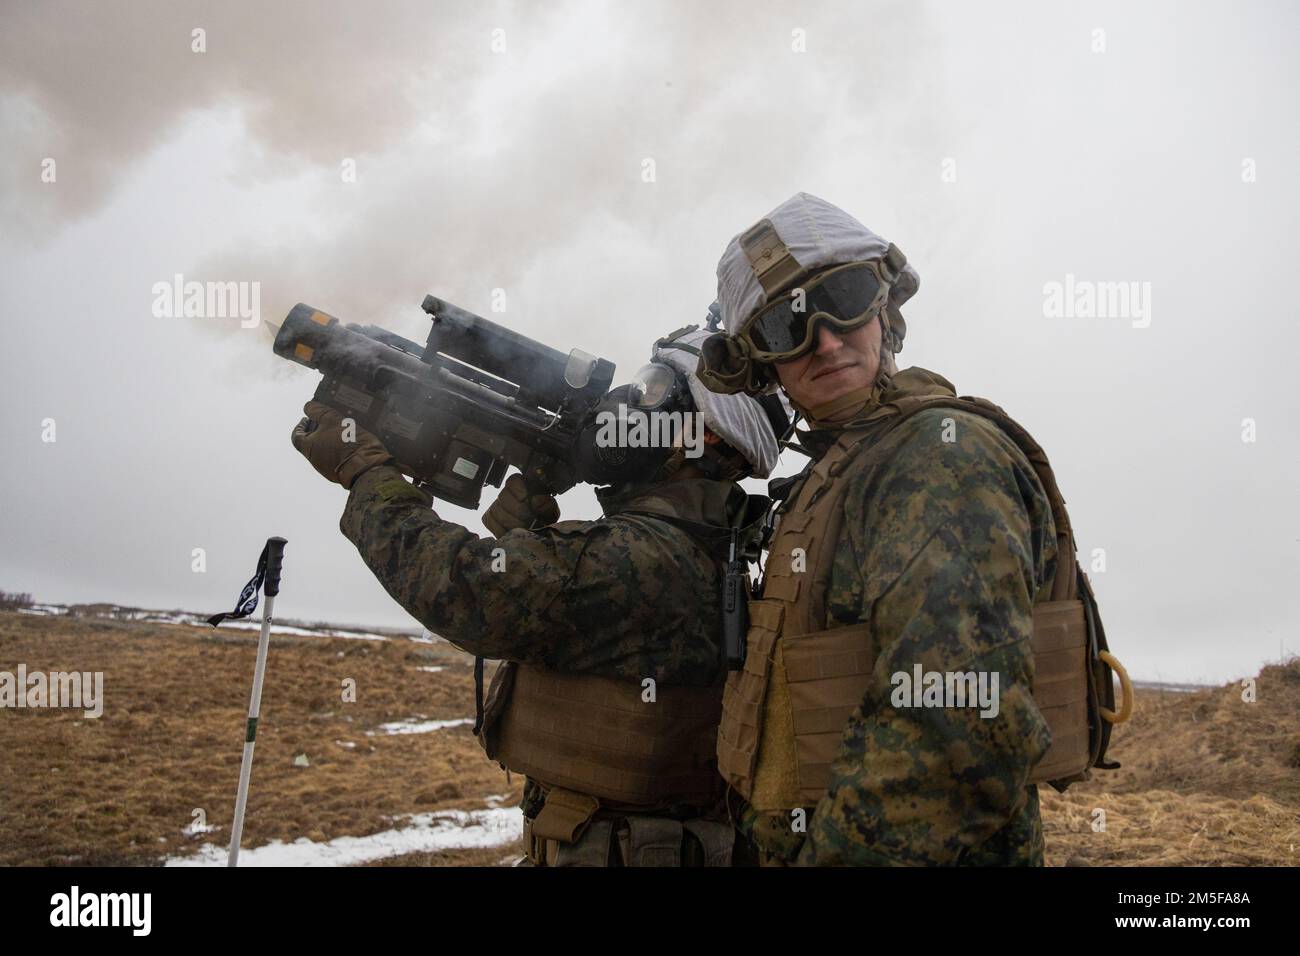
[1,610,1296,866]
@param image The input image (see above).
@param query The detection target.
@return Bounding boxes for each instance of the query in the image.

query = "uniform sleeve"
[337,465,581,663]
[337,465,721,681]
[804,411,1056,865]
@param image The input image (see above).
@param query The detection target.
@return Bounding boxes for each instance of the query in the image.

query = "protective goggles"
[736,250,904,363]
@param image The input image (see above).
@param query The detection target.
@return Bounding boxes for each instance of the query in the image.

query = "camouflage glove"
[483,473,560,536]
[291,400,396,489]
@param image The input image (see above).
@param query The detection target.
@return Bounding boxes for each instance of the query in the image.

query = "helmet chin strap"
[660,439,750,483]
[795,384,879,428]
[794,375,896,430]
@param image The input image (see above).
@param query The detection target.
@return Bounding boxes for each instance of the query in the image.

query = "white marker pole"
[227,536,286,867]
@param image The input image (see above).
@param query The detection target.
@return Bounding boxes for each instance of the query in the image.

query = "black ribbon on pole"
[206,541,271,627]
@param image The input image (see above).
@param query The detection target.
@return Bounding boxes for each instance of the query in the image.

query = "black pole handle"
[263,537,287,597]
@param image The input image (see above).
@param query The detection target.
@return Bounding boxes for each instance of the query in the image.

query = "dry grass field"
[2,609,1296,866]
[0,611,520,867]
[1041,658,1300,866]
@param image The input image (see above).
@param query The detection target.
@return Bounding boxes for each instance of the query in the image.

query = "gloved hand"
[291,400,396,489]
[483,473,560,536]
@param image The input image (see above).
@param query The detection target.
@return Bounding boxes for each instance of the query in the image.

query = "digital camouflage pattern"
[338,465,747,687]
[746,370,1056,866]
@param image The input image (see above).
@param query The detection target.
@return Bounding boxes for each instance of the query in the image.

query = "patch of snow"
[16,602,428,645]
[163,807,522,867]
[214,619,391,641]
[415,665,444,673]
[366,717,475,736]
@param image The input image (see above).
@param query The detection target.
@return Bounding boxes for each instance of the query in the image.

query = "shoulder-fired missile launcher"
[273,296,615,508]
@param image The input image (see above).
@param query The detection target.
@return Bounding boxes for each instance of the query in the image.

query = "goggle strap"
[882,243,907,282]
[739,219,804,297]
[883,303,907,353]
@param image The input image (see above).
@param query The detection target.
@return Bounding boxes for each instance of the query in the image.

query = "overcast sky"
[2,0,1296,683]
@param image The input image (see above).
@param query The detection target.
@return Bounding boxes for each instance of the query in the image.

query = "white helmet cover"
[652,325,785,479]
[716,191,921,336]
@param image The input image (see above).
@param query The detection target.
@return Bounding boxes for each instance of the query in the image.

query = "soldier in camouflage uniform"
[292,325,781,866]
[698,193,1058,866]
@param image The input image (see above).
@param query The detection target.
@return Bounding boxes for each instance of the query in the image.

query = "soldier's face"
[774,318,882,416]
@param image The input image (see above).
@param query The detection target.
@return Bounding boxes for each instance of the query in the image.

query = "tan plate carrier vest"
[479,662,725,811]
[717,395,1121,811]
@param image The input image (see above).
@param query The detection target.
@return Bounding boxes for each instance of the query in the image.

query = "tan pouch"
[617,817,684,867]
[531,786,600,844]
[548,819,615,867]
[1029,599,1091,785]
[783,622,877,804]
[683,819,737,867]
[717,599,785,794]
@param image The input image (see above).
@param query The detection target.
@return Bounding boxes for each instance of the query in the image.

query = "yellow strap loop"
[1098,650,1134,724]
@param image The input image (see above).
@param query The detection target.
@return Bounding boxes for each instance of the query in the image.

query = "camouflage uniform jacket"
[752,367,1056,866]
[338,465,751,687]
